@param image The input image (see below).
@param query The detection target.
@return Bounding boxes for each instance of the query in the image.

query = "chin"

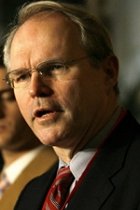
[35,129,59,146]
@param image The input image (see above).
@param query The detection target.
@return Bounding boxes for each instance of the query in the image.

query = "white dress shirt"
[2,146,44,184]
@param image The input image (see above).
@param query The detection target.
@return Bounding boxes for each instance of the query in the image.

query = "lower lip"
[35,111,60,124]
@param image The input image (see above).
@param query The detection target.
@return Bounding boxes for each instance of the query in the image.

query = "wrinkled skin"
[9,13,118,160]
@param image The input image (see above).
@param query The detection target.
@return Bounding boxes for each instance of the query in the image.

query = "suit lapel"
[1,147,57,210]
[67,113,137,210]
[14,113,139,210]
[18,163,59,210]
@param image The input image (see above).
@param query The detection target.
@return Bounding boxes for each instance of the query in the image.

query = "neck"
[1,148,34,167]
[53,103,121,164]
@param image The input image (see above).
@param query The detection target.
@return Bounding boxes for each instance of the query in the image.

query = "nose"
[28,72,53,98]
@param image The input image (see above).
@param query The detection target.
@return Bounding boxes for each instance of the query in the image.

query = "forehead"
[12,13,82,52]
[9,12,83,69]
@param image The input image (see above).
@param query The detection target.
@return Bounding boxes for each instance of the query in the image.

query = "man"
[3,1,140,210]
[0,53,57,210]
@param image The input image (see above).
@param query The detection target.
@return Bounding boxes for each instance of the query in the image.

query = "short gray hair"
[3,0,115,69]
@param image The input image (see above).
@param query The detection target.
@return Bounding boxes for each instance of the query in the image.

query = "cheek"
[14,91,30,121]
[56,80,81,113]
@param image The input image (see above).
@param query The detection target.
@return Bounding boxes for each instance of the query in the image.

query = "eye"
[0,89,15,102]
[14,71,31,83]
[40,63,65,76]
[2,91,15,102]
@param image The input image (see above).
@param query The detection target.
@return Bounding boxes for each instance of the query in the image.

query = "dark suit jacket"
[0,146,57,210]
[14,113,140,210]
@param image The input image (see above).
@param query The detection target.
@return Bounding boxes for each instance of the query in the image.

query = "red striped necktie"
[43,166,74,210]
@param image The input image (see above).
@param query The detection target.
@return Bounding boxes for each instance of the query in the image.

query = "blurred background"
[0,0,140,122]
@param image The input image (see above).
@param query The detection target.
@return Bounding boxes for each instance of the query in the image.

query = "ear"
[103,55,119,89]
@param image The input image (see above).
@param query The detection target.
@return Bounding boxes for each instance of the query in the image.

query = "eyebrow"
[9,68,30,75]
[9,55,93,73]
[9,58,67,73]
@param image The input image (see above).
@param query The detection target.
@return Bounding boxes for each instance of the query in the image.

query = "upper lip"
[33,106,63,118]
[34,108,54,118]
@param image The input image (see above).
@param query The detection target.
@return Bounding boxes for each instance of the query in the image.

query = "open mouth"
[34,109,54,118]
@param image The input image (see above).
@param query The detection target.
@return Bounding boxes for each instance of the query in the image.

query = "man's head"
[0,52,40,152]
[4,1,116,72]
[3,1,119,151]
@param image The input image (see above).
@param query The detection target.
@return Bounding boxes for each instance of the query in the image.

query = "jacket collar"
[67,113,138,210]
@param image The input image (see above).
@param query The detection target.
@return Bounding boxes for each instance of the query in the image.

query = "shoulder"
[14,162,58,210]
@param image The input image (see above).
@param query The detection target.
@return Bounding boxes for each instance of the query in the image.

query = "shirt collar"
[2,146,44,184]
[59,106,122,181]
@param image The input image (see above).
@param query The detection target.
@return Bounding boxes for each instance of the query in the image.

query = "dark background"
[0,0,86,42]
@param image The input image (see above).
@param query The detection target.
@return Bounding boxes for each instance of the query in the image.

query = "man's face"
[0,68,37,151]
[9,13,118,149]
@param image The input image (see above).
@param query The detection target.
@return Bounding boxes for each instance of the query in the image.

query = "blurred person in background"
[0,48,57,210]
[3,1,140,210]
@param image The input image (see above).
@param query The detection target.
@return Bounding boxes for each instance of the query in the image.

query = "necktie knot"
[43,166,74,210]
[55,166,73,186]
